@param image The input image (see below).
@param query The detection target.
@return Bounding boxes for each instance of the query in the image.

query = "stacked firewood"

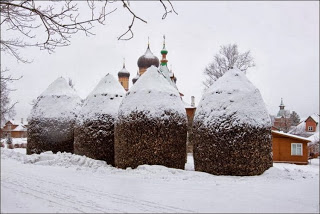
[115,110,187,169]
[27,118,75,154]
[74,114,117,166]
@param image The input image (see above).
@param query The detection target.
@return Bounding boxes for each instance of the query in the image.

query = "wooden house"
[0,120,28,138]
[272,130,311,165]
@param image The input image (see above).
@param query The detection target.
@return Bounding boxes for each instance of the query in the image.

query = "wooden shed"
[272,130,311,165]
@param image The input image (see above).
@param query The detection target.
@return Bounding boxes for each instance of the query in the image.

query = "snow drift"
[74,74,125,166]
[115,66,187,170]
[192,68,272,176]
[27,77,82,154]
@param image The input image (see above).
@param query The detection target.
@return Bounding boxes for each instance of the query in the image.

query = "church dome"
[132,71,140,84]
[118,64,130,78]
[137,45,160,68]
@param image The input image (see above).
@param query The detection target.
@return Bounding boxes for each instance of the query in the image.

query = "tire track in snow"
[2,169,194,213]
[1,176,121,213]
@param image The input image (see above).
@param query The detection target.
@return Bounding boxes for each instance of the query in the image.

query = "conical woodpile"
[74,74,125,166]
[27,77,82,154]
[115,66,187,169]
[192,68,273,176]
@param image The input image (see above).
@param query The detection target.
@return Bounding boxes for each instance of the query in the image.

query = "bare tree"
[203,44,255,88]
[0,0,177,63]
[0,69,21,127]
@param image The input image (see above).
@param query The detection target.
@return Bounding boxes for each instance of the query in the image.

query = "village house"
[289,113,319,158]
[0,119,28,138]
[272,130,311,165]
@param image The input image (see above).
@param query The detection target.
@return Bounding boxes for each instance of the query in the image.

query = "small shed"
[272,130,311,165]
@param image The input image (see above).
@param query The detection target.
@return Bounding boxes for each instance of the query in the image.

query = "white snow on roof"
[289,113,320,134]
[119,66,186,119]
[195,68,271,128]
[12,124,27,132]
[144,47,157,59]
[29,77,82,120]
[309,113,319,123]
[272,130,311,142]
[308,133,319,144]
[183,99,195,109]
[118,67,130,74]
[77,74,125,123]
[159,65,179,91]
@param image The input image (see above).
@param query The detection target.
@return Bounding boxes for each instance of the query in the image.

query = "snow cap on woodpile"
[196,67,271,128]
[74,74,125,166]
[29,77,82,121]
[192,67,272,176]
[77,73,125,124]
[115,66,187,170]
[27,77,82,155]
[119,66,185,119]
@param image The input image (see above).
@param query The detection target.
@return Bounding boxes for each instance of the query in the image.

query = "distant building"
[117,37,196,120]
[273,98,291,132]
[0,119,28,138]
[117,61,130,91]
[272,130,311,165]
[289,113,319,158]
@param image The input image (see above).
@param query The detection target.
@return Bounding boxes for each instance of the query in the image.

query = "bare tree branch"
[203,44,255,89]
[1,0,178,61]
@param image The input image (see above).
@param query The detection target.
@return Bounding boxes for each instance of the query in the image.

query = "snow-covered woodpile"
[74,74,125,166]
[191,68,273,176]
[27,77,82,155]
[115,66,187,169]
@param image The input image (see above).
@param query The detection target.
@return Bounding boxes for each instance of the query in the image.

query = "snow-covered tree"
[290,111,300,126]
[203,44,255,88]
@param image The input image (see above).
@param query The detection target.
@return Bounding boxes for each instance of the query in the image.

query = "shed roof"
[272,130,311,142]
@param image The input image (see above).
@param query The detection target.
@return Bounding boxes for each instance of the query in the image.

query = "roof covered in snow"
[194,68,271,128]
[137,46,160,68]
[11,124,27,132]
[159,65,179,91]
[77,74,125,123]
[289,113,320,134]
[272,130,311,142]
[29,77,82,121]
[118,66,186,119]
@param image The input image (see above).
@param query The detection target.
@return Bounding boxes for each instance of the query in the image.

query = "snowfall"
[1,138,319,213]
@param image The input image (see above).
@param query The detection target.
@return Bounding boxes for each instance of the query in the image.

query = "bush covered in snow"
[27,77,82,155]
[74,74,125,166]
[192,68,273,176]
[115,66,187,170]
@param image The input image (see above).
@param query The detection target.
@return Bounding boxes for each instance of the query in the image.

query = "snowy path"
[1,148,319,213]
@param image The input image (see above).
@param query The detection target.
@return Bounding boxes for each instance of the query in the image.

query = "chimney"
[21,118,23,124]
[191,96,195,107]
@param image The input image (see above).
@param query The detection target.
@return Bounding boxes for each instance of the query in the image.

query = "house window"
[291,143,303,156]
[308,126,313,131]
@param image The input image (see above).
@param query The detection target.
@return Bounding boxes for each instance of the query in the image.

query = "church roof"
[137,45,160,68]
[118,64,130,78]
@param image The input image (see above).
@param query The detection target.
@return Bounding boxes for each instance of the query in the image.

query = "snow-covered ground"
[1,141,319,213]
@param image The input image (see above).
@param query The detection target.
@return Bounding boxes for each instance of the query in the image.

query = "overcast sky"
[2,1,319,123]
